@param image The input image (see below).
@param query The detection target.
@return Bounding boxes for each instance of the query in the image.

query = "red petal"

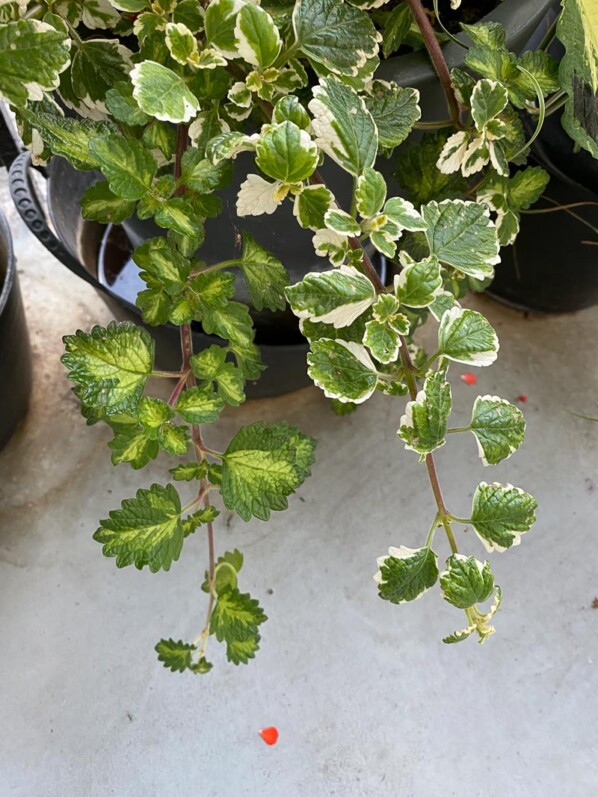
[259,726,279,745]
[460,372,477,385]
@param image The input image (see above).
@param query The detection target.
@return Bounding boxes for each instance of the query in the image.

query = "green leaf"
[422,200,500,280]
[22,111,111,171]
[438,307,499,367]
[470,482,537,552]
[309,77,377,176]
[179,148,232,193]
[89,134,157,201]
[383,197,426,232]
[190,345,245,406]
[105,81,150,126]
[443,625,476,644]
[221,421,316,521]
[293,185,333,230]
[364,81,421,150]
[138,396,173,428]
[293,0,380,76]
[272,95,311,129]
[507,166,550,212]
[235,2,281,69]
[477,166,550,246]
[307,338,378,403]
[516,50,560,100]
[470,78,509,131]
[363,320,401,364]
[356,168,387,219]
[210,587,267,665]
[93,483,185,571]
[235,232,289,312]
[256,121,318,183]
[469,395,525,465]
[0,19,70,107]
[398,370,451,455]
[175,386,225,424]
[62,321,154,415]
[376,546,439,604]
[81,181,136,224]
[165,21,198,65]
[131,60,200,123]
[440,554,495,609]
[382,2,412,58]
[394,256,442,309]
[286,265,376,328]
[154,197,203,240]
[324,209,362,236]
[133,237,191,295]
[205,0,240,57]
[109,423,159,469]
[159,422,190,455]
[71,39,132,110]
[202,548,244,593]
[170,462,207,481]
[155,639,196,673]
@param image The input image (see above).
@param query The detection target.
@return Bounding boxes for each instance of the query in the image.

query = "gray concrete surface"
[1,170,597,797]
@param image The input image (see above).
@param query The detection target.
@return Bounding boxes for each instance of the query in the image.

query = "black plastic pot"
[487,111,598,313]
[10,153,386,397]
[0,207,32,451]
[9,152,313,397]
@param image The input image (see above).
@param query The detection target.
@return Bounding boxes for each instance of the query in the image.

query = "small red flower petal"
[460,372,477,385]
[259,726,279,745]
[516,394,528,403]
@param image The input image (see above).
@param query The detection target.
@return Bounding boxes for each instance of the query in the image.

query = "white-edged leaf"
[438,307,499,367]
[309,77,377,176]
[235,2,281,68]
[470,481,537,552]
[398,370,451,455]
[286,264,376,327]
[440,554,495,609]
[307,338,378,403]
[422,199,500,280]
[131,60,199,123]
[375,546,439,604]
[469,395,526,465]
[364,80,421,149]
[293,0,381,77]
[394,256,442,309]
[0,19,71,107]
[255,121,318,183]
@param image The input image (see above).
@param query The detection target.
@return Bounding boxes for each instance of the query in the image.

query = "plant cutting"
[0,0,594,674]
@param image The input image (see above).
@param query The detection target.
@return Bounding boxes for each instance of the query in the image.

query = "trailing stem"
[405,0,461,126]
[174,124,217,647]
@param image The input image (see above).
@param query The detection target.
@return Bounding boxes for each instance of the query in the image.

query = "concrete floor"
[1,169,597,797]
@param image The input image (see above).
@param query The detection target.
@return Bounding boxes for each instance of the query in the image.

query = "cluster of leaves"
[2,0,581,664]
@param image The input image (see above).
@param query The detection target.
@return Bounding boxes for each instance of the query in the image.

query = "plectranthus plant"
[2,0,588,669]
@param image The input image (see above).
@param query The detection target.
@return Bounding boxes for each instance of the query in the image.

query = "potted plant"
[0,206,32,451]
[0,0,593,674]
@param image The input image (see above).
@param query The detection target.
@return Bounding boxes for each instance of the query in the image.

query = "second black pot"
[0,207,32,451]
[487,111,598,314]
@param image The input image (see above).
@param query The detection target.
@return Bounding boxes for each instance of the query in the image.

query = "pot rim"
[0,208,15,318]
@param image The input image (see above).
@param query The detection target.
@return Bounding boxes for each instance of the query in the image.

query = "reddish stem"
[404,0,461,126]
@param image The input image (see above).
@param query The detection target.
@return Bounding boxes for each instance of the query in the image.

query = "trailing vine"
[1,0,592,672]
